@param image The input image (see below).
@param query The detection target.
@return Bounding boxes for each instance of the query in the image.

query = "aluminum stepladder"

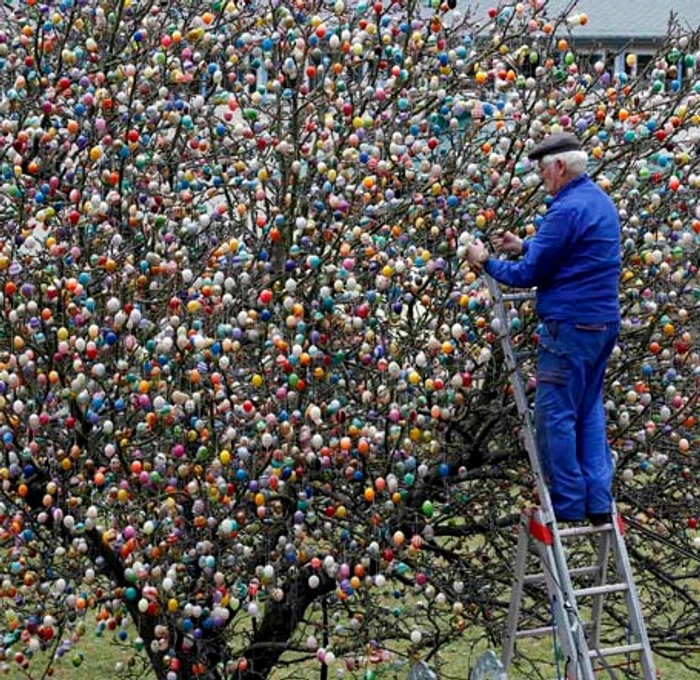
[486,275,656,680]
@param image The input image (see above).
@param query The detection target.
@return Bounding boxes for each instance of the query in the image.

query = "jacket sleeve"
[484,205,572,288]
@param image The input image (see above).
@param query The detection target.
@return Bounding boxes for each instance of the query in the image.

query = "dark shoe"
[587,512,612,527]
[554,512,585,524]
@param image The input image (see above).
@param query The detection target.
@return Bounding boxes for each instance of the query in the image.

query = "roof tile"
[531,0,700,39]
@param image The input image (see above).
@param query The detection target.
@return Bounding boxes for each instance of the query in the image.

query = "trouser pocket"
[539,321,567,359]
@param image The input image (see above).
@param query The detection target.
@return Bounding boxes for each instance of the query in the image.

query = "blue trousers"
[535,320,619,520]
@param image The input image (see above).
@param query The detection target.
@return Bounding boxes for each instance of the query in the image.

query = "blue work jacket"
[485,174,621,322]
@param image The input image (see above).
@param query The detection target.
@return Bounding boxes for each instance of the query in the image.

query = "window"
[636,54,654,79]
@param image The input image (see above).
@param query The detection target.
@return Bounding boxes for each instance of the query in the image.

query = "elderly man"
[466,133,621,525]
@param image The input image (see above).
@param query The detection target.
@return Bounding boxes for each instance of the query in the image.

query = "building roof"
[457,1,700,39]
[527,0,700,39]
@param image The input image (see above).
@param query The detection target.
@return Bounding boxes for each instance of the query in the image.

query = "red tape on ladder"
[528,516,553,545]
[616,515,625,536]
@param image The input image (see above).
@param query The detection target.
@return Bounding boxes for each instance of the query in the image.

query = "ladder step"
[589,642,644,659]
[523,565,599,585]
[574,583,629,598]
[558,523,614,538]
[515,620,594,639]
[502,292,536,302]
[515,625,555,639]
[514,350,536,361]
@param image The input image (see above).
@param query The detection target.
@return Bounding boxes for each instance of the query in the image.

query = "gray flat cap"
[528,133,582,161]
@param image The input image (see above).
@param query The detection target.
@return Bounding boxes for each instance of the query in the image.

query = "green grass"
[8,637,142,679]
[11,626,697,680]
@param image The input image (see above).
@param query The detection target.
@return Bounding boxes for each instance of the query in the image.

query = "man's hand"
[491,230,523,256]
[466,240,489,271]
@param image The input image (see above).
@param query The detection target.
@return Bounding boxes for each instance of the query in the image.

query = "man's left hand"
[466,240,489,271]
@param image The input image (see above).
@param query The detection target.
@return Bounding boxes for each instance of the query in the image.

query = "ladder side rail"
[488,277,594,674]
[609,510,657,679]
[589,531,611,650]
[501,516,533,671]
[485,276,555,521]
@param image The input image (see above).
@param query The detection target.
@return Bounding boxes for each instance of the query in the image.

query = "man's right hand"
[492,230,523,256]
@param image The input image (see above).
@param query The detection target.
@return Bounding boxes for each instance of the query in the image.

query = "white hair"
[540,149,588,176]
